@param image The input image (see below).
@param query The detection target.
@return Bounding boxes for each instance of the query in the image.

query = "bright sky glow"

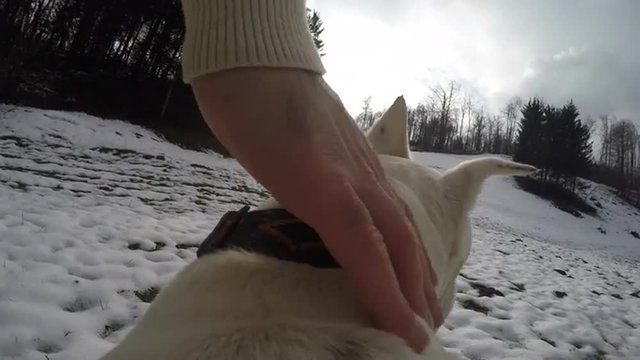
[308,0,640,123]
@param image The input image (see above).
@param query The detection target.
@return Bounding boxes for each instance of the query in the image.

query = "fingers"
[393,189,443,328]
[357,184,429,323]
[401,201,438,287]
[307,180,428,353]
[422,253,444,328]
[419,254,441,328]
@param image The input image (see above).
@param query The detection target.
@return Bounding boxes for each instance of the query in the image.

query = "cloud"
[513,47,640,120]
[310,0,640,124]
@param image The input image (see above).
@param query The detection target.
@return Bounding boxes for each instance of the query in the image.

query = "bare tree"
[488,114,505,154]
[608,119,638,187]
[428,81,460,150]
[355,96,374,131]
[598,115,613,166]
[501,96,523,154]
[470,107,487,152]
[408,103,433,150]
[459,94,475,150]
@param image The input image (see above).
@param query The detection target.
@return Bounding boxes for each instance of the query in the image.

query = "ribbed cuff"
[181,0,326,82]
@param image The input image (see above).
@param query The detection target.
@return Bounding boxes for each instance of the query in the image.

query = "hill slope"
[413,152,640,258]
[1,106,639,359]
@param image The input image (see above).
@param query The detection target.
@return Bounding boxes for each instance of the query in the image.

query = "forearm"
[181,0,325,82]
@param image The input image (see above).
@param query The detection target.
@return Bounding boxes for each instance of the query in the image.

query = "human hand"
[190,68,443,352]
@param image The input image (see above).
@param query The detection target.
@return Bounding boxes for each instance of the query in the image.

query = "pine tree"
[541,103,562,181]
[514,98,545,170]
[515,98,593,190]
[306,8,325,57]
[560,101,592,182]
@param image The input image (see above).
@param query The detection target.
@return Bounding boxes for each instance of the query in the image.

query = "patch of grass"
[34,339,62,354]
[99,320,126,338]
[176,243,199,250]
[190,163,214,171]
[459,272,479,281]
[509,282,526,292]
[9,181,28,191]
[47,133,67,141]
[614,271,628,279]
[588,350,607,360]
[592,199,603,209]
[539,335,557,347]
[458,298,489,315]
[469,282,505,297]
[90,146,140,157]
[553,290,568,298]
[622,319,637,329]
[515,177,597,217]
[63,297,96,312]
[0,135,29,147]
[137,196,173,206]
[554,269,568,276]
[0,164,78,182]
[134,287,160,303]
[571,345,607,360]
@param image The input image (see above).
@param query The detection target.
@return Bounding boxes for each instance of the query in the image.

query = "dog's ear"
[366,95,411,159]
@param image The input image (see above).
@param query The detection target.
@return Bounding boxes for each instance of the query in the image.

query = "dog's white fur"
[100,96,537,360]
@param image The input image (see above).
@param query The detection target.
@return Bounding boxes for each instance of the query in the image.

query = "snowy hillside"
[414,153,640,258]
[1,106,639,360]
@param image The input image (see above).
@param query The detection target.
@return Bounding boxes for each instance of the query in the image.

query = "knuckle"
[346,224,387,255]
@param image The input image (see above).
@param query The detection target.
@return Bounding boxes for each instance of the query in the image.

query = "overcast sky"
[307,0,639,123]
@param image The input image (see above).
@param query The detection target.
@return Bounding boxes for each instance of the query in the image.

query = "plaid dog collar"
[197,206,339,269]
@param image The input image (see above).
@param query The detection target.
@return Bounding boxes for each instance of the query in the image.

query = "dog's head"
[364,94,538,250]
[364,96,538,218]
[364,96,538,321]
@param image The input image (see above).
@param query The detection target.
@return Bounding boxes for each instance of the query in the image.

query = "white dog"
[100,96,537,359]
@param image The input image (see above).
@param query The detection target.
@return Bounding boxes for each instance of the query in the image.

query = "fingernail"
[408,317,428,353]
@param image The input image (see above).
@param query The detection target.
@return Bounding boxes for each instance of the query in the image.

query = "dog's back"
[100,251,448,359]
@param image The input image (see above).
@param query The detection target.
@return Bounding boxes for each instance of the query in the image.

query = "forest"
[0,0,324,153]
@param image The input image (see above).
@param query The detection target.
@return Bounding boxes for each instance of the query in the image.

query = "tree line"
[0,0,326,153]
[355,81,523,156]
[355,84,639,206]
[0,0,325,80]
[593,117,639,201]
[0,0,185,79]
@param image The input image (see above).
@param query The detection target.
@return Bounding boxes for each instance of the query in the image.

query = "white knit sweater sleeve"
[180,0,325,82]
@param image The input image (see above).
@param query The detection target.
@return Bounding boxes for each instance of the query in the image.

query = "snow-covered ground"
[1,105,639,360]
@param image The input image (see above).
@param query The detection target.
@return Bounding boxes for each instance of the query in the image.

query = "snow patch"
[1,106,639,359]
